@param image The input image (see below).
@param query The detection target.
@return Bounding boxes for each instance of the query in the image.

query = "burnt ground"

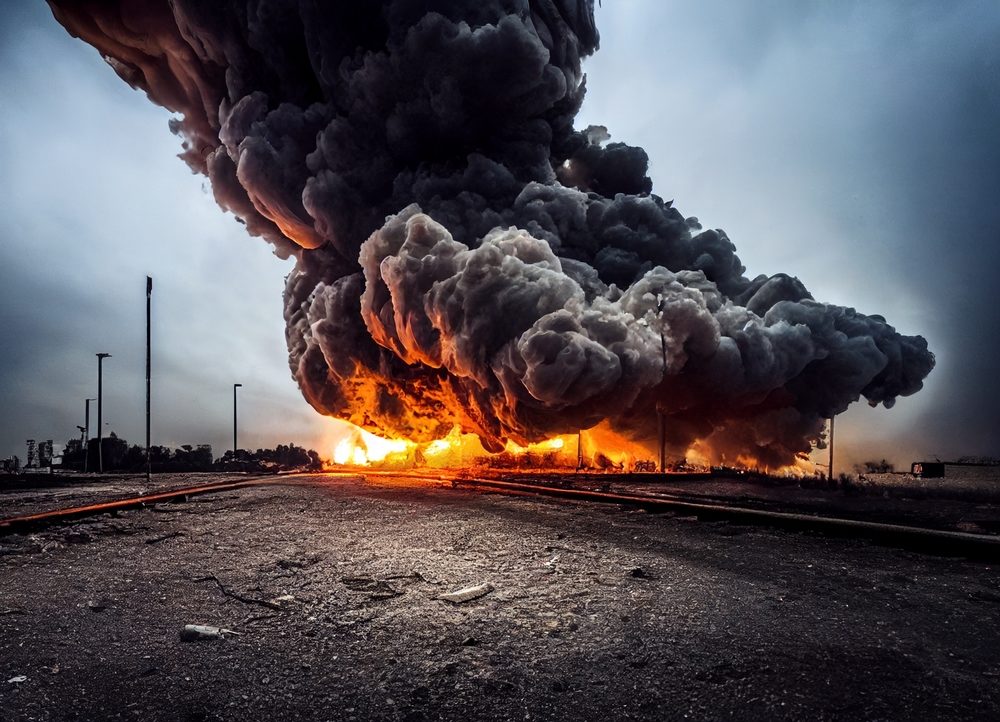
[5,469,1000,536]
[1,474,999,721]
[0,473,256,518]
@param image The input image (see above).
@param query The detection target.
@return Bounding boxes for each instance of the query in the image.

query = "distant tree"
[857,459,895,474]
[62,438,86,470]
[214,443,321,472]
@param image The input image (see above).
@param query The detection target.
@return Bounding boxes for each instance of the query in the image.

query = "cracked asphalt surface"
[2,473,999,721]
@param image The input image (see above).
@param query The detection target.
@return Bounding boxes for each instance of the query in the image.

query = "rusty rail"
[446,475,1000,560]
[3,470,1000,560]
[0,476,281,535]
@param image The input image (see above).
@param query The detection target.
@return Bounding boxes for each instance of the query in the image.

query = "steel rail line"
[0,476,282,535]
[2,470,998,560]
[441,475,1000,560]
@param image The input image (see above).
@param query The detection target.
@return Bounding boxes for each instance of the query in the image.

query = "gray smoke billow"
[50,0,934,465]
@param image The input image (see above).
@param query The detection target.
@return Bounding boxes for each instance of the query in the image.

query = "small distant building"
[911,461,945,478]
[911,461,1000,483]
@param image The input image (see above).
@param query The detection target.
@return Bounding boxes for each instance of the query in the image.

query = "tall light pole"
[146,276,152,481]
[84,397,95,472]
[656,295,668,474]
[96,353,111,473]
[233,383,242,457]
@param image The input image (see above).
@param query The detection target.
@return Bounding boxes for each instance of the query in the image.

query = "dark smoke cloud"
[49,0,934,464]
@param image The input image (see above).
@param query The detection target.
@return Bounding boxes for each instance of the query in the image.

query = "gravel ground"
[5,469,1000,536]
[1,474,999,721]
[0,474,257,518]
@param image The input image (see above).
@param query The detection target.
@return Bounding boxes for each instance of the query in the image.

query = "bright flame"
[328,422,577,469]
[504,437,566,453]
[332,427,412,466]
[323,417,816,477]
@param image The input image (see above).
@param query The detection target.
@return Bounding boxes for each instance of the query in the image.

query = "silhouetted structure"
[59,431,320,474]
[38,440,53,468]
[911,460,1000,482]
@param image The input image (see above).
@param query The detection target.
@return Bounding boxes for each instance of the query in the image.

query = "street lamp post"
[96,353,111,473]
[84,397,95,472]
[233,383,242,457]
[146,276,152,481]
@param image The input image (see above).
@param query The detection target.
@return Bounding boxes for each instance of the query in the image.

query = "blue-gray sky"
[1,0,998,466]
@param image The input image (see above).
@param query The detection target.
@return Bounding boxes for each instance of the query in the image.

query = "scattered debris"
[63,530,92,544]
[341,572,427,601]
[6,676,27,684]
[439,583,493,604]
[145,531,184,545]
[179,624,239,642]
[192,574,282,610]
[342,576,404,601]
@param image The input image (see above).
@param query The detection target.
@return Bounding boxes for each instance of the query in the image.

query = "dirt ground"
[1,474,999,721]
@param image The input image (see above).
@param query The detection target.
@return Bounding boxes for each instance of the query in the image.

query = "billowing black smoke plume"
[50,0,934,466]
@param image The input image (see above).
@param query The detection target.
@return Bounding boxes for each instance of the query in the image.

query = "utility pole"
[146,276,152,481]
[828,416,835,483]
[576,430,583,470]
[657,295,668,474]
[83,397,95,472]
[233,383,242,456]
[96,353,111,473]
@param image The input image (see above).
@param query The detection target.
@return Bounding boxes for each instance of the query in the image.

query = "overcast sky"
[1,0,998,467]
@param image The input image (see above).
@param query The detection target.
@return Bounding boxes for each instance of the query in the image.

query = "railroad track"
[2,471,999,560]
[0,476,283,535]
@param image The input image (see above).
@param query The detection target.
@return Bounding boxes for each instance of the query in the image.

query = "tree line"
[61,433,322,473]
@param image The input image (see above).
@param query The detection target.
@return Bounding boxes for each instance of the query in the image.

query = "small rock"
[628,567,648,579]
[179,624,238,642]
[438,583,493,604]
[7,676,27,684]
[461,637,479,647]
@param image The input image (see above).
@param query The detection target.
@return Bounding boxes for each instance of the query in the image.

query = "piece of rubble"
[7,675,27,684]
[145,531,184,545]
[438,583,493,604]
[179,624,239,642]
[342,576,403,600]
